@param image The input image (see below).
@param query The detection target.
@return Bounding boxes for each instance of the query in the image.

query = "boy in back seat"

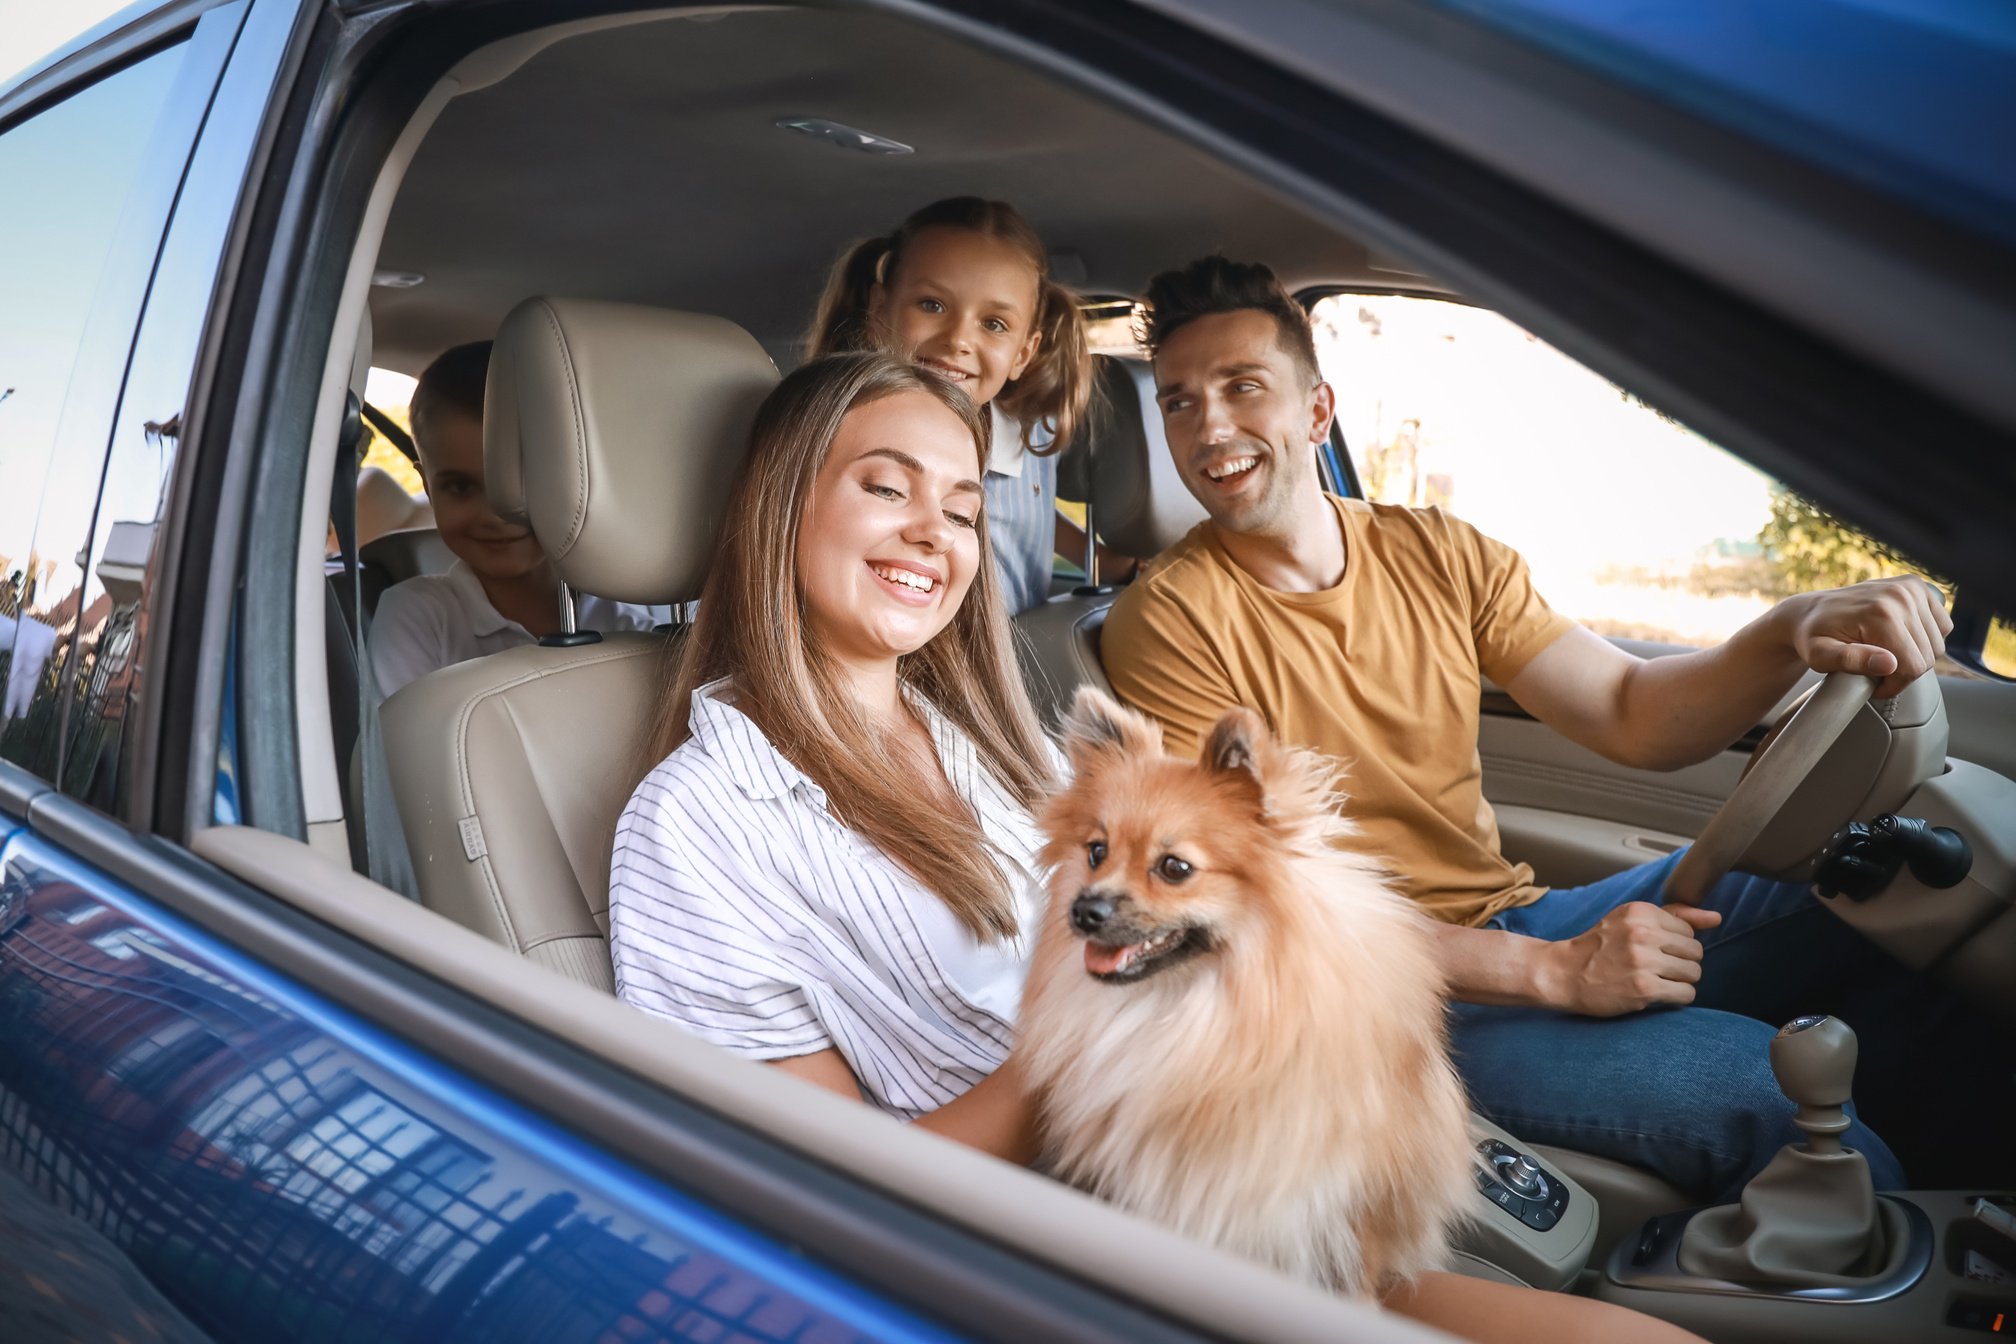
[371,341,665,697]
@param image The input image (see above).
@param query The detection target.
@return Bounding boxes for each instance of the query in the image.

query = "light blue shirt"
[985,406,1060,617]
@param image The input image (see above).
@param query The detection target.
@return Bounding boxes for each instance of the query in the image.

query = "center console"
[1453,1118,1598,1290]
[1597,1190,2016,1342]
[1457,1012,2016,1342]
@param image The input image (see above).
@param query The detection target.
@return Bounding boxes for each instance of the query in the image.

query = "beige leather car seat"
[356,466,434,548]
[1014,355,1205,726]
[379,298,776,990]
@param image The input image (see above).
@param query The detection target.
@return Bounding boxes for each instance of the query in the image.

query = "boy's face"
[416,407,547,582]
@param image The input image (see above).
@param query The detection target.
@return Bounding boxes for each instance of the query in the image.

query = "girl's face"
[796,390,985,685]
[870,226,1042,410]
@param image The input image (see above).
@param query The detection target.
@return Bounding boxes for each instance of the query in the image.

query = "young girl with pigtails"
[808,197,1136,614]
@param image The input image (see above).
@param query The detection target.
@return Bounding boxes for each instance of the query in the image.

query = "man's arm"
[1502,576,1951,772]
[1432,905,1723,1015]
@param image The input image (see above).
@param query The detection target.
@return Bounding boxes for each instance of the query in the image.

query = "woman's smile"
[868,557,943,603]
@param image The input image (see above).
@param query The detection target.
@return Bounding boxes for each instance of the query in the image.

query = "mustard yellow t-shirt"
[1102,496,1572,927]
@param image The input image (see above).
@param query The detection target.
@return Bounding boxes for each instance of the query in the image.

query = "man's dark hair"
[1140,256,1319,385]
[409,340,493,455]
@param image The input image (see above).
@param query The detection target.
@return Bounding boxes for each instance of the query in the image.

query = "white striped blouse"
[608,679,1051,1119]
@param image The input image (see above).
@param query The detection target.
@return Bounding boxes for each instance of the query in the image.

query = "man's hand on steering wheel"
[1777,575,1953,700]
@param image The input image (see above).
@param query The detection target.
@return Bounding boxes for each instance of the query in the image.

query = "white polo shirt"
[370,561,665,697]
[608,679,1054,1119]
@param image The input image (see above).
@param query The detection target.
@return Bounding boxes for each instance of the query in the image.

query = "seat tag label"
[458,816,488,861]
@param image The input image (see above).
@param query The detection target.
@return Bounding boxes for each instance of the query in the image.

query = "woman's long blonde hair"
[645,351,1057,941]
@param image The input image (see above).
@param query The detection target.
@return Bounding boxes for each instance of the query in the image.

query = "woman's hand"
[769,1048,1040,1164]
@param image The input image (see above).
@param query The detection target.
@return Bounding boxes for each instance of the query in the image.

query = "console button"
[1520,1204,1561,1232]
[1503,1154,1547,1197]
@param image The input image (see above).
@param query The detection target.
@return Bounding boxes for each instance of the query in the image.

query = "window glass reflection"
[0,46,188,783]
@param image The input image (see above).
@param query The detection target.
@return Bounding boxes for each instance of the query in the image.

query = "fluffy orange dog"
[1019,688,1473,1298]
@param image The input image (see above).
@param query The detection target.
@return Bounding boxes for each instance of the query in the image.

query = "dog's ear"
[1062,687,1162,765]
[1203,707,1267,783]
[1204,708,1339,831]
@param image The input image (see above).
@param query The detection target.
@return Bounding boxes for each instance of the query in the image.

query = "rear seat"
[1014,355,1203,726]
[360,526,453,618]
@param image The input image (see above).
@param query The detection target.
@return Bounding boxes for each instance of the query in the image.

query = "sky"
[0,0,137,89]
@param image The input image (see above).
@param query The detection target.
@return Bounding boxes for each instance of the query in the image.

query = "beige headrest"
[485,298,778,605]
[1086,356,1206,560]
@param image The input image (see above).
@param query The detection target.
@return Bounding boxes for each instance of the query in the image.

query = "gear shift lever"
[1771,1014,1854,1154]
[1677,1016,1898,1285]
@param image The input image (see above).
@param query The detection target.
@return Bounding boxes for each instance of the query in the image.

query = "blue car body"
[2,0,2011,1340]
[0,827,949,1342]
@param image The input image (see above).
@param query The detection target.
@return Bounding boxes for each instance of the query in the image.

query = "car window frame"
[101,0,2016,1336]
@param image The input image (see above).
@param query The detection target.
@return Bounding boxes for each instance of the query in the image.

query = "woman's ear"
[1062,686,1162,767]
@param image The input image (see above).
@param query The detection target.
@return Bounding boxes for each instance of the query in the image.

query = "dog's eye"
[1156,855,1194,883]
[1087,841,1107,870]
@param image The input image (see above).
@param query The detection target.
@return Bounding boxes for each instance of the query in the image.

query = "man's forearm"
[1431,920,1558,1008]
[1610,600,1811,770]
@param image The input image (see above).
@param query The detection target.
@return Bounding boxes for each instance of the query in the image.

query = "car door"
[1,4,1421,1342]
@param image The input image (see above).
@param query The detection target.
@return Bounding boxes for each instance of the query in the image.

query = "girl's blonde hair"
[645,351,1057,941]
[806,197,1092,456]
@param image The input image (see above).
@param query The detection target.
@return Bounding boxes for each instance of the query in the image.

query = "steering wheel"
[1662,671,1880,907]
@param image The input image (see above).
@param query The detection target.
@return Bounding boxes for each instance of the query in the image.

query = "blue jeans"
[1449,849,1910,1203]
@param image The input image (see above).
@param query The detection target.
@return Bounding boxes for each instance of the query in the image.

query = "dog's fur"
[1018,689,1473,1297]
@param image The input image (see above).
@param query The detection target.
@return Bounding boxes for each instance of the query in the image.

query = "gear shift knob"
[1771,1015,1856,1152]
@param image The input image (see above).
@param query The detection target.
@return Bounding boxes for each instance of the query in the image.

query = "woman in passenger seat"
[606,351,1698,1344]
[371,341,664,696]
[807,196,1137,615]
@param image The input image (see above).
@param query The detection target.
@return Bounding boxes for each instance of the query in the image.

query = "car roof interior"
[366,5,1451,373]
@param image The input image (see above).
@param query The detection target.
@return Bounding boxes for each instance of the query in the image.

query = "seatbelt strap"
[335,393,419,899]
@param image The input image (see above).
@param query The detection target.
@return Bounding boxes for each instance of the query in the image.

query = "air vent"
[776,118,913,156]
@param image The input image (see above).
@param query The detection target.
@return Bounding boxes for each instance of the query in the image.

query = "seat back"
[359,526,453,619]
[1014,355,1204,726]
[381,299,776,988]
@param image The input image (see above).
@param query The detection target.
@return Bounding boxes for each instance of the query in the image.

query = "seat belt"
[333,392,420,899]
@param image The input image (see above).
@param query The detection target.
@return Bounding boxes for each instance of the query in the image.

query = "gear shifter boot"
[1677,1145,1892,1282]
[1677,1015,1897,1285]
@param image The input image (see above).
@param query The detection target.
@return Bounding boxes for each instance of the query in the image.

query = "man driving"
[1103,255,1991,1201]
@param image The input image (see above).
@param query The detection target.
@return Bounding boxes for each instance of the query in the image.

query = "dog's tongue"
[1084,941,1133,976]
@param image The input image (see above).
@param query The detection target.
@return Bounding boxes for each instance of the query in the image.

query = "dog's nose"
[1071,893,1118,933]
